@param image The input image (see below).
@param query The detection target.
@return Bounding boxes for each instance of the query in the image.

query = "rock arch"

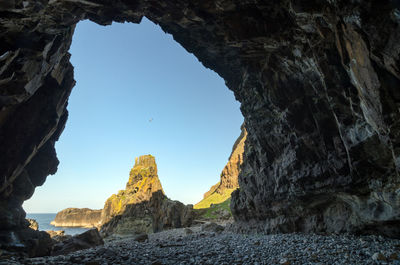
[1,0,400,254]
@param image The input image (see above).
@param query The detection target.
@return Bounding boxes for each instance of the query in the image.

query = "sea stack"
[52,155,194,236]
[100,154,194,235]
[101,154,164,226]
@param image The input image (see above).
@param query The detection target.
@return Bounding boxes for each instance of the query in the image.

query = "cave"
[1,0,400,256]
[22,18,244,214]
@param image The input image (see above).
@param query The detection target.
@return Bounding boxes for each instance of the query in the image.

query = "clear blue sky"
[23,18,243,213]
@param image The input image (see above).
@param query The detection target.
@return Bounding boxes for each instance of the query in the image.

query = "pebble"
[372,252,386,261]
[5,225,400,265]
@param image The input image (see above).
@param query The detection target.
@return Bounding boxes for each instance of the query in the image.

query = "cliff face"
[195,124,247,209]
[50,208,102,228]
[1,0,400,255]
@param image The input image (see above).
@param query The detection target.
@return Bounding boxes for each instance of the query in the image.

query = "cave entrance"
[23,18,243,215]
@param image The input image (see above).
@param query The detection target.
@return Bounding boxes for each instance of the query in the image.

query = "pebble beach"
[4,225,400,265]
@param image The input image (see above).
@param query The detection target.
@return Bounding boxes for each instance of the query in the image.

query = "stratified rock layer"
[50,208,102,228]
[195,124,246,209]
[1,0,400,254]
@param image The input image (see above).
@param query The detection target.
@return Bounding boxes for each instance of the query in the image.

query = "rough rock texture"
[27,219,38,231]
[51,228,103,256]
[45,230,65,239]
[100,155,194,236]
[195,124,246,209]
[101,190,195,236]
[100,155,164,226]
[50,208,102,228]
[151,191,195,233]
[47,155,194,237]
[231,0,400,237]
[0,0,400,254]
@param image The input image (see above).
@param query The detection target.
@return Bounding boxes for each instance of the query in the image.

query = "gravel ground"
[3,225,400,265]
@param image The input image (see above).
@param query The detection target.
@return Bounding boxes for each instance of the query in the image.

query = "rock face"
[100,155,194,235]
[101,190,195,235]
[51,208,102,228]
[49,155,194,236]
[27,219,39,231]
[0,0,400,254]
[51,228,104,256]
[100,155,164,226]
[195,124,246,209]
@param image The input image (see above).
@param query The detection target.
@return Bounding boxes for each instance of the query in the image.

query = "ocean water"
[26,213,90,236]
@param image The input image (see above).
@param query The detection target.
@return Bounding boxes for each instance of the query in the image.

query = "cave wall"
[0,0,400,251]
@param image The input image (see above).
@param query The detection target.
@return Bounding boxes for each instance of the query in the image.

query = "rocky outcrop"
[27,219,38,231]
[100,155,194,235]
[51,228,103,256]
[46,230,65,239]
[100,155,164,226]
[49,155,194,236]
[1,0,400,254]
[51,208,102,228]
[195,124,246,209]
[101,190,195,235]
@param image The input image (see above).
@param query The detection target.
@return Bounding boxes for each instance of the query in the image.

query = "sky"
[23,18,243,213]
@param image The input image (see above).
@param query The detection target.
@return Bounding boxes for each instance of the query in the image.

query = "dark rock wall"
[231,1,400,236]
[0,0,399,253]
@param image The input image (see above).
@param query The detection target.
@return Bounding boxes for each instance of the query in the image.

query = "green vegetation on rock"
[194,125,245,210]
[194,188,235,209]
[196,198,232,220]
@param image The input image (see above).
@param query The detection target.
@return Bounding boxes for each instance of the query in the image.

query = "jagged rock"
[150,191,195,233]
[51,228,103,256]
[17,228,53,257]
[51,208,102,228]
[46,230,71,243]
[195,124,246,209]
[0,0,400,255]
[201,222,225,233]
[100,155,164,227]
[49,155,194,237]
[27,219,38,230]
[46,230,65,238]
[100,155,194,236]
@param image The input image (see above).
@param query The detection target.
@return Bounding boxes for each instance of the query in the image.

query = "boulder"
[46,230,65,238]
[45,230,71,243]
[133,233,148,242]
[27,219,38,230]
[51,229,104,256]
[201,222,224,233]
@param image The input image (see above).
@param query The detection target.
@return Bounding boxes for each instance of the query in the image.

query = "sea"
[26,213,90,236]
